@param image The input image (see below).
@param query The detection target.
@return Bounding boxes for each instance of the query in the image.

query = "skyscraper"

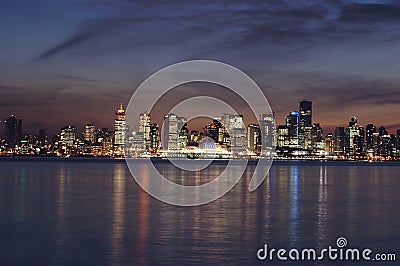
[38,128,48,147]
[286,111,299,148]
[83,124,96,144]
[139,113,151,151]
[114,104,127,154]
[366,124,377,151]
[60,125,76,146]
[299,100,312,150]
[247,124,261,153]
[260,113,275,152]
[163,114,187,150]
[220,114,247,152]
[149,123,159,152]
[4,115,22,148]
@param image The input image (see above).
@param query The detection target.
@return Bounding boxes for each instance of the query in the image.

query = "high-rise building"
[299,100,312,150]
[220,114,247,152]
[204,119,223,143]
[163,114,187,150]
[149,123,159,152]
[139,113,151,151]
[276,125,289,148]
[114,104,127,147]
[312,123,324,154]
[286,111,299,148]
[60,125,76,146]
[366,124,377,151]
[260,113,275,152]
[4,115,22,148]
[346,117,362,156]
[334,127,345,156]
[83,124,96,144]
[247,124,261,153]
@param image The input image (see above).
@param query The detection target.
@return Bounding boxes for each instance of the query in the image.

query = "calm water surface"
[0,159,399,265]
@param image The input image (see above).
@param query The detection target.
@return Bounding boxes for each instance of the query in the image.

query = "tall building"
[260,113,275,152]
[299,100,312,150]
[366,124,377,151]
[286,111,299,148]
[114,104,127,154]
[346,117,363,157]
[312,123,324,154]
[83,124,96,144]
[334,127,346,156]
[163,114,187,150]
[247,124,261,153]
[139,113,151,151]
[204,119,223,143]
[220,114,247,152]
[4,115,22,148]
[276,125,289,148]
[60,125,76,146]
[149,123,159,152]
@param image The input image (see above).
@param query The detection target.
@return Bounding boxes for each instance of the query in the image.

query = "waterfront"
[1,159,399,265]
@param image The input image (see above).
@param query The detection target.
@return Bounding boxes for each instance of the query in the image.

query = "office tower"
[38,129,48,147]
[312,123,324,154]
[139,113,151,151]
[247,124,261,153]
[149,123,159,152]
[60,125,76,146]
[286,111,299,148]
[276,125,289,148]
[260,113,275,151]
[334,127,345,156]
[83,124,96,144]
[114,104,127,147]
[366,124,377,151]
[325,133,335,156]
[163,114,187,150]
[299,100,312,150]
[346,117,361,156]
[378,126,390,157]
[4,115,22,148]
[220,114,247,152]
[204,119,222,143]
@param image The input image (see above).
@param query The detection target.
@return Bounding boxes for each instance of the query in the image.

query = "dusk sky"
[1,0,400,136]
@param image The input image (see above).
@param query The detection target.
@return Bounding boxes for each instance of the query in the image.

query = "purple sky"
[1,0,400,136]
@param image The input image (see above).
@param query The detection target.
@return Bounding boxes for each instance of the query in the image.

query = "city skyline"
[2,99,399,138]
[2,100,399,160]
[1,1,400,135]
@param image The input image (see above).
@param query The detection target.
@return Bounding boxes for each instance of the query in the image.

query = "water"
[0,159,399,265]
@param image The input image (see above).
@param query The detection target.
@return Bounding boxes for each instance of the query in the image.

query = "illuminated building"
[149,123,159,152]
[286,111,299,148]
[83,124,95,144]
[334,127,346,156]
[163,114,187,150]
[260,113,275,155]
[299,100,312,150]
[38,129,48,147]
[277,125,289,148]
[312,123,324,155]
[220,114,247,153]
[4,115,22,148]
[247,124,261,153]
[139,113,151,151]
[60,125,76,146]
[114,104,127,155]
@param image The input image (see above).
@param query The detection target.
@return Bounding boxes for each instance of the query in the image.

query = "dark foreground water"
[0,159,399,266]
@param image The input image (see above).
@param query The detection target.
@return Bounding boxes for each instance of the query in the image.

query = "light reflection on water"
[0,160,399,265]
